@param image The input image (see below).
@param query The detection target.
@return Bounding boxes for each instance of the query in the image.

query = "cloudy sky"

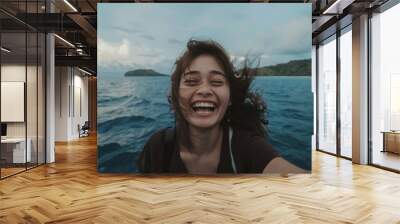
[98,3,311,75]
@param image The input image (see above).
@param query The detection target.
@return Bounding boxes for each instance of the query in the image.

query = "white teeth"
[193,102,215,108]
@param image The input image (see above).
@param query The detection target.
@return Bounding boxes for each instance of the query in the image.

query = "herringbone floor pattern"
[1,134,400,223]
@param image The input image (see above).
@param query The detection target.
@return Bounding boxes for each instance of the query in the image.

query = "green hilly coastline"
[124,59,310,77]
[254,59,311,76]
[124,69,167,77]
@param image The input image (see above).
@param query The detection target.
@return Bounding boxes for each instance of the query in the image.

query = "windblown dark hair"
[169,39,267,149]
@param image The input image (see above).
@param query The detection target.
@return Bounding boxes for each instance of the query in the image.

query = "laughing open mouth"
[191,101,216,113]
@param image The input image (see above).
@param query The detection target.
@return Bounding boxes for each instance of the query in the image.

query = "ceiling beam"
[322,0,356,14]
[55,55,96,72]
[67,13,97,47]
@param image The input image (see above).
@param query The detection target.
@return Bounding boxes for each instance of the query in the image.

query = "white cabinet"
[1,138,32,163]
[1,82,25,122]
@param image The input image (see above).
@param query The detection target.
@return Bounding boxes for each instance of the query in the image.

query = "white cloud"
[98,4,311,72]
[98,38,130,67]
[98,38,167,71]
[263,19,310,56]
[229,54,245,62]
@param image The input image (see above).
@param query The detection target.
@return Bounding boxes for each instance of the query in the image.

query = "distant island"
[124,69,168,77]
[124,59,311,77]
[254,59,311,76]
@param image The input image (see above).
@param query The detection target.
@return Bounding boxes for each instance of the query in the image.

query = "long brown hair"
[169,39,267,149]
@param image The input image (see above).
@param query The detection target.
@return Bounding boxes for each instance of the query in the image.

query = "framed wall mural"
[97,3,312,174]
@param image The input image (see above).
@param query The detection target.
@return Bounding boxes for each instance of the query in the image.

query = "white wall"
[55,66,70,141]
[1,82,25,122]
[1,65,26,82]
[1,65,26,126]
[55,67,89,141]
[1,65,40,137]
[1,65,26,139]
[75,70,89,139]
[1,63,46,164]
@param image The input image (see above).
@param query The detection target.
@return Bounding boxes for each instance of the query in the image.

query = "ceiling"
[0,0,391,76]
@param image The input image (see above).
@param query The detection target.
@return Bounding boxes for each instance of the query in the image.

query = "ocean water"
[98,75,313,172]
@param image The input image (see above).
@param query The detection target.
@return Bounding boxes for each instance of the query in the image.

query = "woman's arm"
[263,157,306,174]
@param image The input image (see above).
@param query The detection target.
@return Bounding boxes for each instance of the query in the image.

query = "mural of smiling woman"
[137,39,304,174]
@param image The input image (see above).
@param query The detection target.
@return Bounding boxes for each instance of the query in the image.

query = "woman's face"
[178,54,230,129]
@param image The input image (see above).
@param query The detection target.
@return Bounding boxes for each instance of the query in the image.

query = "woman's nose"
[196,83,213,97]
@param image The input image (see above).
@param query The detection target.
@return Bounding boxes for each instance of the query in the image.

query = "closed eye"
[211,81,224,86]
[184,79,199,86]
[211,80,225,86]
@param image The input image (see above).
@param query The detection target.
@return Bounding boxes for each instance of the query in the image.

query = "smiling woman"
[137,39,304,174]
[179,55,230,130]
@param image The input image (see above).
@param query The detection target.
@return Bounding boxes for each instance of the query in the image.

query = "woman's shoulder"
[233,128,270,152]
[144,127,175,150]
[146,128,167,144]
[230,126,280,172]
[137,127,175,173]
[231,126,269,146]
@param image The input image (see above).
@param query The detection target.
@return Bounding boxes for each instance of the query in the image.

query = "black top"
[137,125,280,173]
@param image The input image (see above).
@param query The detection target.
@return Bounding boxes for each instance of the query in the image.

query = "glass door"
[0,0,47,179]
[1,30,28,178]
[317,34,337,155]
[370,3,400,171]
[339,26,352,159]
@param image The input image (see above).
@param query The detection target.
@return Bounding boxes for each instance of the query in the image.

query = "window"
[339,26,352,158]
[370,3,400,171]
[317,35,337,154]
[0,1,46,179]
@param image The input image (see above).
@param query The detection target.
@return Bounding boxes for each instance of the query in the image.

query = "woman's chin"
[187,118,220,129]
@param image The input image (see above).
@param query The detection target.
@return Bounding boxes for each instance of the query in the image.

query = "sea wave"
[98,95,133,105]
[98,115,156,133]
[98,76,313,172]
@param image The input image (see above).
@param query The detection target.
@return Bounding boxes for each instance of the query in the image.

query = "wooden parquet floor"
[1,134,400,224]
